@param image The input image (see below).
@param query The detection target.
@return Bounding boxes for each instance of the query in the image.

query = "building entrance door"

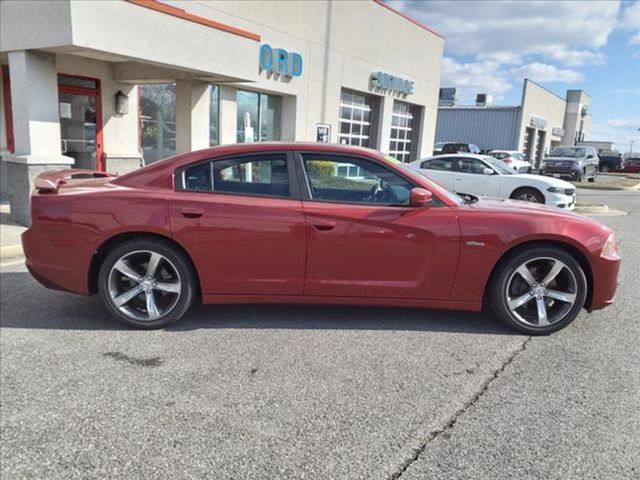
[58,75,103,170]
[535,130,547,167]
[523,127,535,162]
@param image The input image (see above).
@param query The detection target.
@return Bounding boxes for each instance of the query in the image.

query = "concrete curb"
[575,204,627,216]
[0,244,24,266]
[574,181,640,191]
[575,204,610,214]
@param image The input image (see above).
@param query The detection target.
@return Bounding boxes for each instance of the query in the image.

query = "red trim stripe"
[126,0,261,42]
[2,65,14,154]
[373,0,445,39]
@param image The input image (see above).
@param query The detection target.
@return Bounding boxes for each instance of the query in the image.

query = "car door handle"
[312,221,335,231]
[180,208,204,218]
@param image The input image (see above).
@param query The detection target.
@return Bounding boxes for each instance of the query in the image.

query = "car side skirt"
[201,294,482,312]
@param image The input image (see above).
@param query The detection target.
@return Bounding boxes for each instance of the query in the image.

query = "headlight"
[547,187,574,195]
[601,232,619,259]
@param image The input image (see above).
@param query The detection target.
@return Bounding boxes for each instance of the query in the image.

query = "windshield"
[483,156,514,175]
[549,147,586,158]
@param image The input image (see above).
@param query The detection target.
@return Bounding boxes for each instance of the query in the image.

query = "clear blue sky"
[387,0,640,152]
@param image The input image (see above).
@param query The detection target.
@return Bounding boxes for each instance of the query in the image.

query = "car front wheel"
[488,247,588,334]
[98,238,197,329]
[510,187,544,203]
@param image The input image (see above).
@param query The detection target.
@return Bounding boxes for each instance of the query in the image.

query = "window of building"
[302,153,413,206]
[210,84,219,146]
[183,154,289,198]
[338,90,375,147]
[139,84,176,164]
[58,74,98,89]
[236,90,282,143]
[389,100,417,163]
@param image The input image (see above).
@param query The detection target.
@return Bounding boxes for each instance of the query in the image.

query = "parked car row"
[597,152,640,173]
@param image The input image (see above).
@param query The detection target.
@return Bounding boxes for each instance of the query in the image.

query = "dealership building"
[0,0,444,224]
[436,80,591,167]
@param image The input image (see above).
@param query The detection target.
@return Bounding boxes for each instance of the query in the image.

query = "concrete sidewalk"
[1,203,26,266]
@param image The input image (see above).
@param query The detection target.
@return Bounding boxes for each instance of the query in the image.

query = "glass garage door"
[339,90,374,147]
[389,100,416,163]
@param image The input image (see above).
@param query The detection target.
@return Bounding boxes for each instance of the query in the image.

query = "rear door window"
[182,153,290,198]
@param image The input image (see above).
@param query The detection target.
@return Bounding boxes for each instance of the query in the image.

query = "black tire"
[488,246,588,335]
[600,164,610,173]
[509,187,544,204]
[98,237,197,329]
[588,170,597,183]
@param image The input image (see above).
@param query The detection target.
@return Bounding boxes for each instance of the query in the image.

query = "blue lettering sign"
[371,71,414,96]
[259,44,303,78]
[259,44,273,71]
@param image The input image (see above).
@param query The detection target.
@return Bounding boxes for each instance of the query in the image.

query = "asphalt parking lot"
[1,189,639,480]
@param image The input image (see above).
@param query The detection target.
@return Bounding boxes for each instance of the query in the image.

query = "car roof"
[112,142,386,188]
[416,153,489,162]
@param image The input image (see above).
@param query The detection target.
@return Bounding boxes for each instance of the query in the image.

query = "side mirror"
[483,168,494,175]
[410,188,433,207]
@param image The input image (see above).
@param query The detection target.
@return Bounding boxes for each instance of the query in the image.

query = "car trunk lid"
[34,169,116,194]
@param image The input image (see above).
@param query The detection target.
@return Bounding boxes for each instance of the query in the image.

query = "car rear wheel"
[510,187,544,204]
[98,238,196,329]
[488,247,587,335]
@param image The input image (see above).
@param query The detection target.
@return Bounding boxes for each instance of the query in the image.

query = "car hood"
[464,197,592,221]
[504,173,575,189]
[545,156,582,162]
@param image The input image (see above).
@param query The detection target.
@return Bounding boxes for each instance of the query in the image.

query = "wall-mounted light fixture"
[115,90,129,115]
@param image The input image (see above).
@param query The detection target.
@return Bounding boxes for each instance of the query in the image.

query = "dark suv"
[540,146,599,182]
[598,150,624,172]
[434,142,481,155]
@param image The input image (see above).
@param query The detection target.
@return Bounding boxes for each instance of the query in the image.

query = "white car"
[408,154,576,210]
[488,150,532,173]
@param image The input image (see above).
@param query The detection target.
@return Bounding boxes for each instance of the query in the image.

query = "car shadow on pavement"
[0,271,515,335]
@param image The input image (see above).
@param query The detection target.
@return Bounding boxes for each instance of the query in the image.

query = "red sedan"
[618,157,640,174]
[22,143,620,334]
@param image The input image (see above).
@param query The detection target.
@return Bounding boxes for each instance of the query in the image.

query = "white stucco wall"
[55,54,140,158]
[563,90,591,146]
[1,0,444,163]
[176,0,445,157]
[517,80,567,155]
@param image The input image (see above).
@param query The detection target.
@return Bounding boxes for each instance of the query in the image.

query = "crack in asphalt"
[389,336,533,480]
[102,351,164,367]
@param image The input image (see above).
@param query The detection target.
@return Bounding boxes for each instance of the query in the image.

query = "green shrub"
[307,160,335,178]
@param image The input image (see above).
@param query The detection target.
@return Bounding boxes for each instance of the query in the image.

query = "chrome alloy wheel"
[107,250,182,322]
[516,192,541,202]
[505,257,578,328]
